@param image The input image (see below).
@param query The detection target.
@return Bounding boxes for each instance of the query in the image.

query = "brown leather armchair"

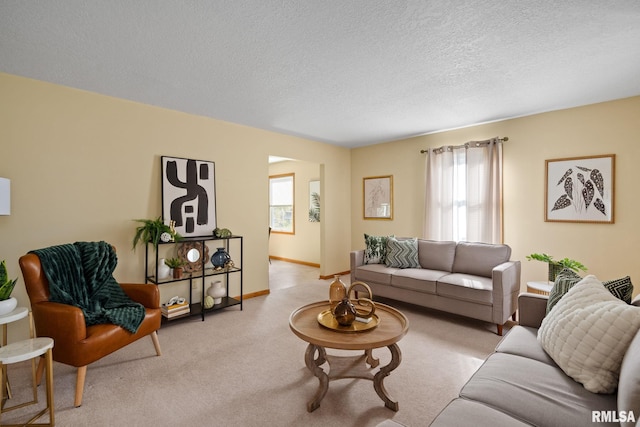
[19,253,162,407]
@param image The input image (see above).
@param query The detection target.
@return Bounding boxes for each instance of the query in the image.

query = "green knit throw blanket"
[31,241,145,334]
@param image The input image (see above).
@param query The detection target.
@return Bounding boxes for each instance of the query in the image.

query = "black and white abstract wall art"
[162,156,217,237]
[545,154,615,223]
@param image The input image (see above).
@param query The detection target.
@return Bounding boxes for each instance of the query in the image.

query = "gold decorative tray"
[317,309,380,332]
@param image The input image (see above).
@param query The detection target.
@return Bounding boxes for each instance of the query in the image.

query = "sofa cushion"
[385,237,420,269]
[430,397,531,427]
[460,352,617,427]
[538,275,640,393]
[364,234,393,264]
[354,264,398,286]
[451,242,510,278]
[417,239,456,272]
[436,273,493,305]
[618,330,640,427]
[495,325,555,366]
[390,268,447,294]
[547,268,634,314]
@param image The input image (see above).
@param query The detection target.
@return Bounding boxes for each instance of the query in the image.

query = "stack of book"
[161,301,190,319]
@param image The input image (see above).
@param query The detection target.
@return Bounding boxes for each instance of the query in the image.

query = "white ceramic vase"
[0,297,17,316]
[207,281,226,305]
[158,258,171,279]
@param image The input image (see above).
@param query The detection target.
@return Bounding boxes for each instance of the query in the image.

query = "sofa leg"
[512,312,516,321]
[497,324,503,336]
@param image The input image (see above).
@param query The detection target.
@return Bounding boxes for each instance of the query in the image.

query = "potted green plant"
[526,253,587,282]
[132,217,181,251]
[0,260,18,315]
[164,257,186,279]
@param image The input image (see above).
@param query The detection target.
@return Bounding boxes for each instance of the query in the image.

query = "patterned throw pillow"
[603,276,634,304]
[364,234,392,264]
[547,268,634,314]
[547,268,582,314]
[385,237,420,269]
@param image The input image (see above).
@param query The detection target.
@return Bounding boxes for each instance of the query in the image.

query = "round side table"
[526,281,553,295]
[0,307,29,344]
[0,307,29,401]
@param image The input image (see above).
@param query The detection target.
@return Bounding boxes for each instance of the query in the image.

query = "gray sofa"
[350,240,521,335]
[430,292,640,427]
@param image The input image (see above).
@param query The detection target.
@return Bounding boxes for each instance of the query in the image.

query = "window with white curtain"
[424,138,504,243]
[269,173,295,234]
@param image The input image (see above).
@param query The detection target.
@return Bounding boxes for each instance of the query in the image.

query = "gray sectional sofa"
[350,239,521,335]
[430,292,640,427]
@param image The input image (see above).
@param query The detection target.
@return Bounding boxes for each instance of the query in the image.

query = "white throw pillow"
[538,275,640,394]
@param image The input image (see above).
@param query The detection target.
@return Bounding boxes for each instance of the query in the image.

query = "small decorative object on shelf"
[132,217,181,251]
[213,227,232,238]
[161,296,190,318]
[157,258,171,279]
[329,275,347,311]
[207,280,226,304]
[165,257,186,279]
[0,260,17,316]
[203,295,214,309]
[211,247,231,270]
[526,253,588,282]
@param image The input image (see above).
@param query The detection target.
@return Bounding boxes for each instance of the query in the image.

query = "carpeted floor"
[2,260,513,426]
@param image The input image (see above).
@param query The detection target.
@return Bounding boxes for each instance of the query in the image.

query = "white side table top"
[0,307,28,325]
[527,281,553,293]
[0,337,54,364]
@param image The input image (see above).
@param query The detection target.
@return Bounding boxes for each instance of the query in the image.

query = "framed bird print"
[545,154,615,223]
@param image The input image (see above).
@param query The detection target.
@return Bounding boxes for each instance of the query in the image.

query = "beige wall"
[268,159,321,265]
[0,73,352,339]
[2,71,638,341]
[351,96,640,296]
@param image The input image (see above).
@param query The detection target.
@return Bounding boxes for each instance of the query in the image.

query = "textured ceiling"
[1,1,640,148]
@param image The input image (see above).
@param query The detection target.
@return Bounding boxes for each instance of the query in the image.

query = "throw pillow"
[546,268,582,314]
[385,237,420,269]
[538,275,640,394]
[603,276,634,304]
[546,268,634,314]
[364,234,392,264]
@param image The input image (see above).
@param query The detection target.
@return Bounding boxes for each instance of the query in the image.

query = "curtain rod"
[420,136,508,154]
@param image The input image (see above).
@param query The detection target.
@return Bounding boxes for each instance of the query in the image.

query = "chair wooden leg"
[151,331,162,356]
[74,366,87,407]
[497,324,503,336]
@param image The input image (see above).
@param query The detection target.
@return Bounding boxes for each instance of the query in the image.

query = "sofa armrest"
[518,292,549,328]
[120,283,160,309]
[350,250,365,283]
[491,260,521,324]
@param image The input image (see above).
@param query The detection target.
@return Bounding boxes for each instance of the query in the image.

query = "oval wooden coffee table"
[289,300,409,412]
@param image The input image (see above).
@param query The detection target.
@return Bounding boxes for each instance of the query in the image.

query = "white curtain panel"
[424,138,503,243]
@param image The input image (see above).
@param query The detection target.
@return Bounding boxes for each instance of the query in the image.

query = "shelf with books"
[145,235,243,322]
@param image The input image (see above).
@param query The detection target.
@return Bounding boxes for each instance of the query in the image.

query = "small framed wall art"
[309,180,320,222]
[161,156,217,237]
[545,154,615,223]
[363,175,393,220]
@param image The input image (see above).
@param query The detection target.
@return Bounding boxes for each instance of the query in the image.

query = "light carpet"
[2,261,512,426]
